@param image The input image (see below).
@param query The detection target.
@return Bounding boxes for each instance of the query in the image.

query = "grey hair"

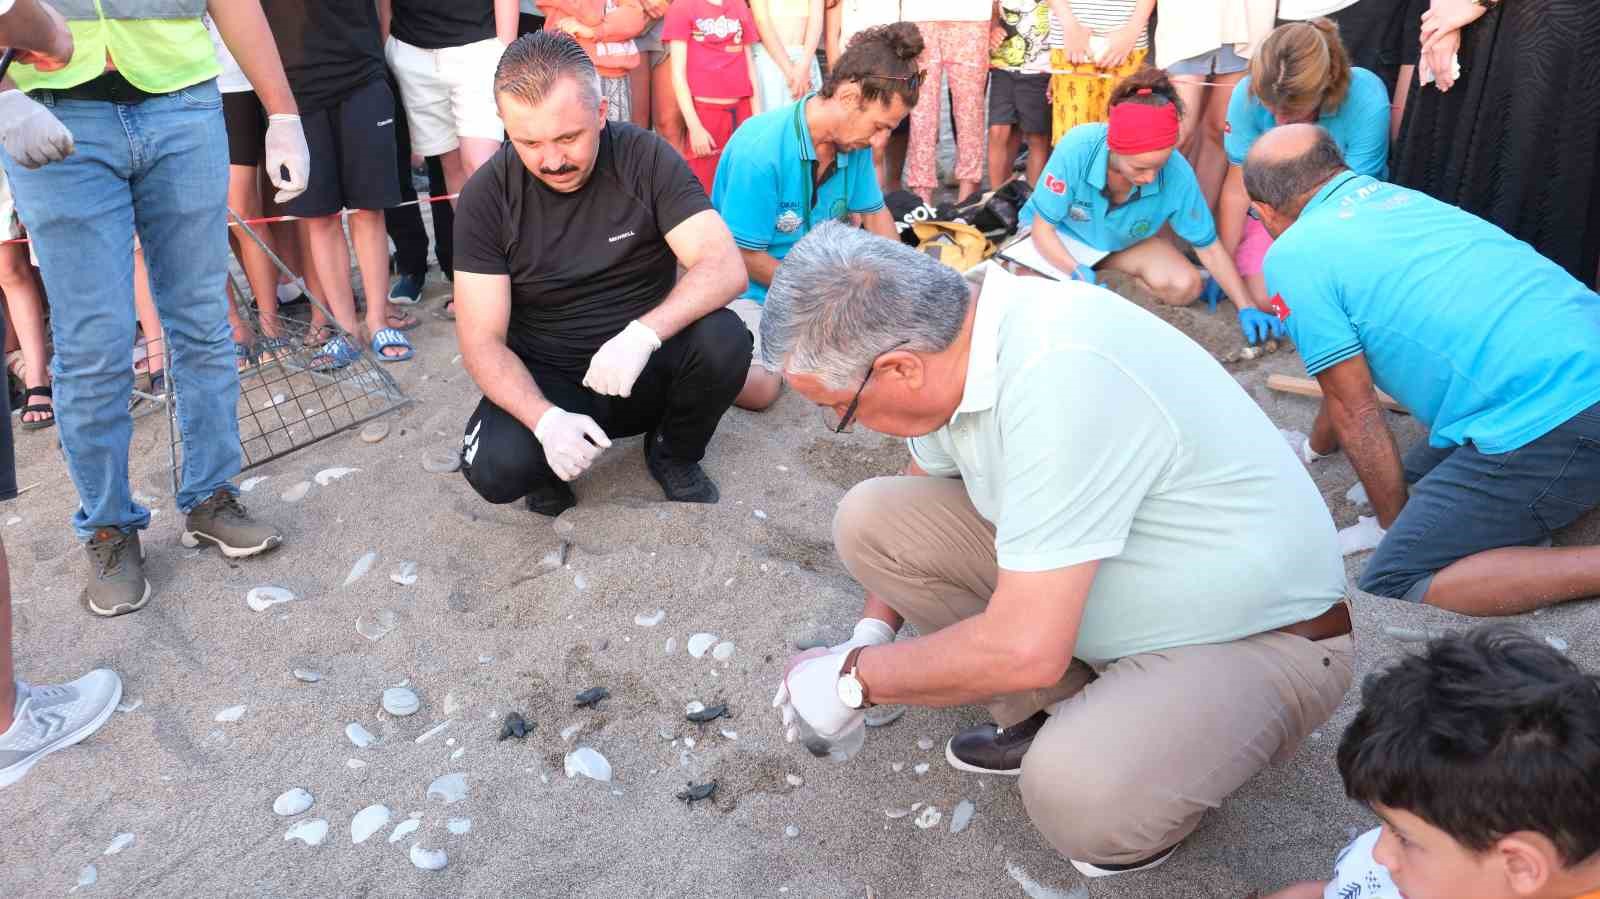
[760,221,972,389]
[494,31,602,109]
[1243,125,1347,214]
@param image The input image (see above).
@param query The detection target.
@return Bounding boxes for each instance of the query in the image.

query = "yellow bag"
[911,220,995,273]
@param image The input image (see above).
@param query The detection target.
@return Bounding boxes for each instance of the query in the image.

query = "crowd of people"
[1,0,1599,895]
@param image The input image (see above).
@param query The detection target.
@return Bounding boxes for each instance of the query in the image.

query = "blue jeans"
[0,79,240,539]
[1360,400,1600,600]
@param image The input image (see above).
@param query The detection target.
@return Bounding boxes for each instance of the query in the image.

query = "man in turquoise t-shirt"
[1248,124,1600,619]
[710,23,916,410]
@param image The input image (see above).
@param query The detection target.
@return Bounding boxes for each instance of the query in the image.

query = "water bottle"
[795,717,866,762]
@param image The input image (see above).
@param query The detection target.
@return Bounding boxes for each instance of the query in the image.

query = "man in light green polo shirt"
[0,0,310,618]
[761,222,1354,879]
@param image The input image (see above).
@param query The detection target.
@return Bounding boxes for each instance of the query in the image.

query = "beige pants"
[834,476,1355,866]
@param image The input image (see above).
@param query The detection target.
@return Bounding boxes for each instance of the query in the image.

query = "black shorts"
[282,77,402,219]
[988,69,1051,136]
[222,89,267,167]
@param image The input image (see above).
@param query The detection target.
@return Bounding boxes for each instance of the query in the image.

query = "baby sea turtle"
[676,780,718,804]
[574,687,610,709]
[498,712,531,741]
[685,702,729,724]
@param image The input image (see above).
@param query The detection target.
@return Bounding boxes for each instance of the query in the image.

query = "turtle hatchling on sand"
[676,781,717,804]
[685,702,729,724]
[498,712,531,741]
[574,687,610,709]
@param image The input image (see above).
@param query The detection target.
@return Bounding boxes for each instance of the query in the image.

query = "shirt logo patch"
[776,209,802,233]
[1044,173,1067,195]
[1067,201,1092,222]
[1130,219,1152,238]
[692,15,744,42]
[608,231,636,243]
[1269,293,1291,321]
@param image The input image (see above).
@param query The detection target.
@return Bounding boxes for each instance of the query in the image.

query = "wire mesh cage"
[164,213,411,491]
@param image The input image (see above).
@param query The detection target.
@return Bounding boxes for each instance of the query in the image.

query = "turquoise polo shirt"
[1224,67,1391,178]
[711,96,886,303]
[1018,123,1217,253]
[1266,173,1600,455]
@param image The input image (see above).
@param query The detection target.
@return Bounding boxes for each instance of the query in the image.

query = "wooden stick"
[1265,374,1409,415]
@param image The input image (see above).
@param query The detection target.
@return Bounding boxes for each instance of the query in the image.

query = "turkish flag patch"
[1044,173,1066,195]
[1223,121,1232,134]
[1269,293,1291,321]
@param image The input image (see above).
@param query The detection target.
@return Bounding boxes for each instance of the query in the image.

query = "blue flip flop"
[370,327,414,363]
[311,334,360,372]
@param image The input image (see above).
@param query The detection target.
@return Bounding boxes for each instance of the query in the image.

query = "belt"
[50,71,161,105]
[1273,601,1352,642]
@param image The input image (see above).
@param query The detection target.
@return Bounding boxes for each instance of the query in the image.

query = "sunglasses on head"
[871,69,927,93]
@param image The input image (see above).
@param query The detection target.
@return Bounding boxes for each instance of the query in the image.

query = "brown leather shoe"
[944,710,1050,776]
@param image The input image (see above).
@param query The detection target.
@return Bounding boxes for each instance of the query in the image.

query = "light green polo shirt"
[908,265,1345,665]
[10,7,218,96]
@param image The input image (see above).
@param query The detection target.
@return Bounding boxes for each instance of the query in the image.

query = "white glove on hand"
[772,648,862,743]
[829,618,896,654]
[533,406,612,481]
[264,114,311,203]
[1301,436,1329,464]
[1337,515,1387,557]
[582,320,661,398]
[0,90,75,169]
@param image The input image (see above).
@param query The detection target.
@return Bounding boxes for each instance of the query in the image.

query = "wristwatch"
[836,646,875,710]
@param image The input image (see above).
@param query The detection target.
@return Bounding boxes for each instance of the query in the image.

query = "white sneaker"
[0,669,123,788]
[1070,843,1179,878]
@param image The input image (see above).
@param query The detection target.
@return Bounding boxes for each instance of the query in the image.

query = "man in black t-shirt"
[378,0,516,202]
[454,32,751,516]
[261,0,419,364]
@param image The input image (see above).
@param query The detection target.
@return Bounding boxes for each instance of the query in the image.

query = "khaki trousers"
[834,476,1355,866]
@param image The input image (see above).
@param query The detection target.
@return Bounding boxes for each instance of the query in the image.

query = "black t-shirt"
[391,0,497,49]
[261,0,387,114]
[455,123,713,374]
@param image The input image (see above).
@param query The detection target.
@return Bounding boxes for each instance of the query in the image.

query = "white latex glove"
[582,320,661,397]
[533,406,612,481]
[772,648,862,743]
[1301,436,1329,465]
[0,90,75,169]
[1337,515,1387,557]
[264,114,311,203]
[828,618,896,654]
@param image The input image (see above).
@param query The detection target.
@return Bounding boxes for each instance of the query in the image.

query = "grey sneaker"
[181,488,283,558]
[0,669,122,788]
[84,528,151,618]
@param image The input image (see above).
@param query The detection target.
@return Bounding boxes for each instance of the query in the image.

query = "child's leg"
[133,247,166,378]
[651,59,687,155]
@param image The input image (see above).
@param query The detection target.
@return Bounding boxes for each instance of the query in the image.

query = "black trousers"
[461,309,752,504]
[385,74,454,280]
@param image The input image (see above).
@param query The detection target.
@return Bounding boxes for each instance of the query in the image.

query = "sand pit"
[5,268,1598,898]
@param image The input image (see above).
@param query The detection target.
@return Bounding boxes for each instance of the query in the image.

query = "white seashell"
[214,705,246,722]
[292,669,321,683]
[950,799,976,834]
[753,510,767,520]
[884,807,912,819]
[560,723,584,742]
[914,806,943,830]
[427,772,468,803]
[350,805,390,844]
[345,722,376,748]
[564,747,612,782]
[314,466,360,486]
[239,476,270,493]
[389,561,418,586]
[720,729,738,740]
[712,641,736,661]
[388,818,421,843]
[280,481,311,503]
[422,452,461,474]
[382,687,420,717]
[360,421,390,444]
[3,515,18,526]
[573,573,589,590]
[634,608,666,627]
[273,787,314,816]
[891,762,904,773]
[343,551,378,587]
[346,758,366,769]
[409,844,448,871]
[914,763,930,775]
[664,637,677,655]
[103,833,135,856]
[687,633,717,658]
[283,818,329,846]
[446,818,472,835]
[246,585,295,612]
[75,864,97,891]
[414,721,451,744]
[116,698,142,713]
[1546,635,1571,652]
[785,774,803,787]
[355,609,397,641]
[784,825,799,838]
[917,738,935,751]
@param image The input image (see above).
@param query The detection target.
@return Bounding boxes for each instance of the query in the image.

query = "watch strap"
[842,645,874,708]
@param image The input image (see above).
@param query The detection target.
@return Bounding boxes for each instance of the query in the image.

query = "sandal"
[385,308,421,332]
[302,322,335,348]
[311,334,360,372]
[254,336,292,365]
[235,341,253,373]
[437,298,456,321]
[19,385,54,431]
[370,327,414,363]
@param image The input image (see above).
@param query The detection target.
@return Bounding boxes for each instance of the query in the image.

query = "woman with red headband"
[1016,67,1283,344]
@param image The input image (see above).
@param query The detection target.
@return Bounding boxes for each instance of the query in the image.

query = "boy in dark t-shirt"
[452,32,751,517]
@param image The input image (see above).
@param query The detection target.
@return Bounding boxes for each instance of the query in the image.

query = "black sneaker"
[644,432,719,504]
[524,480,576,517]
[944,709,1049,776]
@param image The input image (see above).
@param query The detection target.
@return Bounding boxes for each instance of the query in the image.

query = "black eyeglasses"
[871,69,927,93]
[832,340,910,434]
